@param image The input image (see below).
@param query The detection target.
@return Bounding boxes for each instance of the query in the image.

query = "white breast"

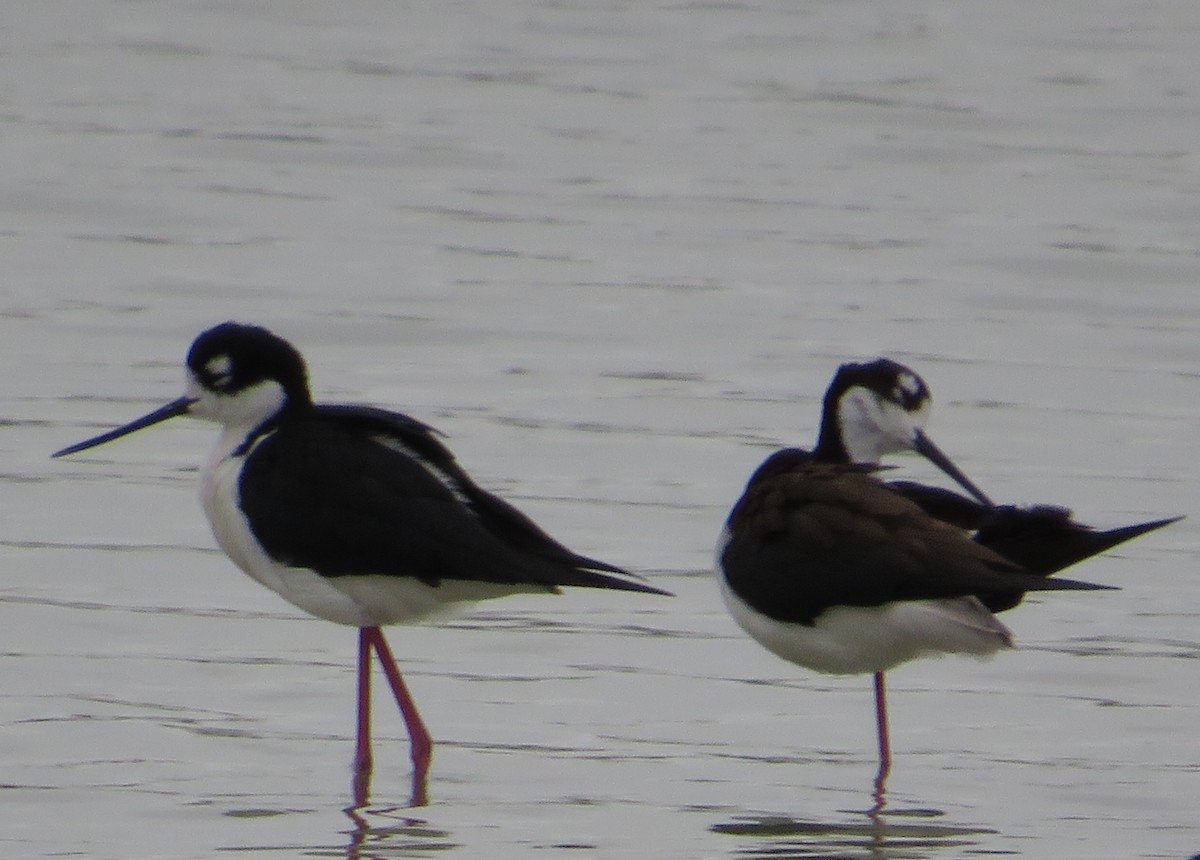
[198,429,544,628]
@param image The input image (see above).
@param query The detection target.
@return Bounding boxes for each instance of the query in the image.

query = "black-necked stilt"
[54,322,670,805]
[718,357,1177,796]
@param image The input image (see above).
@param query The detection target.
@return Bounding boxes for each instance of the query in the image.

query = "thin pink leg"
[364,626,432,806]
[871,671,891,815]
[355,628,374,774]
[351,628,374,808]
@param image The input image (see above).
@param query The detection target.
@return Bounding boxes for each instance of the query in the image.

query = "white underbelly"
[718,570,1013,676]
[199,448,544,627]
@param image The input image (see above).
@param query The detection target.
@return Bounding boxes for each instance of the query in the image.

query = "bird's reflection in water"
[870,751,889,819]
[344,763,446,858]
[711,808,997,859]
[350,755,429,811]
[342,799,454,859]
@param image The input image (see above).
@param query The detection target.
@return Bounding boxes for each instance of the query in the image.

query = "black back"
[238,404,667,595]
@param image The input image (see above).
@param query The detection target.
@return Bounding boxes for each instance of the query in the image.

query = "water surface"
[3,2,1198,858]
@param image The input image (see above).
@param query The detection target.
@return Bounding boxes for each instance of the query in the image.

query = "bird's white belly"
[718,573,1013,675]
[199,448,535,627]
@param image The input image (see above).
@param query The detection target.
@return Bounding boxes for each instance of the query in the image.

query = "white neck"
[838,387,928,463]
[186,375,286,432]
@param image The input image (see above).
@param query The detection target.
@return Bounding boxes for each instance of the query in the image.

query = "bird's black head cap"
[187,322,312,408]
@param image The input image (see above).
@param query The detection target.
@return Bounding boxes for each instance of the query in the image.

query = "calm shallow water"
[3,1,1199,858]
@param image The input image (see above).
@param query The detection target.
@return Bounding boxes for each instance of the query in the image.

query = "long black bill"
[911,428,995,508]
[52,396,196,458]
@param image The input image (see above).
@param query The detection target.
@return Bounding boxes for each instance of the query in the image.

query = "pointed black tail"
[975,508,1181,578]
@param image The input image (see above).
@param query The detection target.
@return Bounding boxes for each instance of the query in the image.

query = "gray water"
[3,1,1198,857]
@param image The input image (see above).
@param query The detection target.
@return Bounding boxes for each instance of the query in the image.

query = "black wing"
[887,477,1178,611]
[238,406,667,595]
[886,480,992,529]
[971,506,1179,611]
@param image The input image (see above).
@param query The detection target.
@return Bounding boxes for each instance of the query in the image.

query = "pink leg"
[871,671,891,814]
[363,626,432,806]
[351,628,374,808]
[355,628,374,774]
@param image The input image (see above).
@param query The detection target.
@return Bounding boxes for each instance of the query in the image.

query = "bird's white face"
[185,355,286,430]
[837,376,931,463]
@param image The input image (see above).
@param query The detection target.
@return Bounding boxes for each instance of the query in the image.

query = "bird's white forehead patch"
[206,355,233,379]
[896,371,922,398]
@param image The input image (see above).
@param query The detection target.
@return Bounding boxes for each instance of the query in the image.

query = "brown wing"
[721,461,1107,625]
